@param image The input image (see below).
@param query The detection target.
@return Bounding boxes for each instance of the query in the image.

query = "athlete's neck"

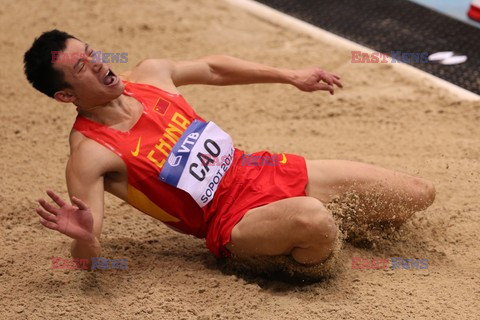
[76,95,139,127]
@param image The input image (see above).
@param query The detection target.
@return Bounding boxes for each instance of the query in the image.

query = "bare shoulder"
[120,59,179,93]
[68,130,120,178]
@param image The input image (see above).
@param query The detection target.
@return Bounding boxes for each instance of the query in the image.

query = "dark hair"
[24,29,77,98]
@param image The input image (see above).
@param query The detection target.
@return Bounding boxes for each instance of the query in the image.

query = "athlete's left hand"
[291,67,343,95]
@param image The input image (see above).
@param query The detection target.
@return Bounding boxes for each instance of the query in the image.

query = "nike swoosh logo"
[131,137,142,157]
[280,153,287,164]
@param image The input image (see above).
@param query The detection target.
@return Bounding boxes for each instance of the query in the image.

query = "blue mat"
[255,0,480,95]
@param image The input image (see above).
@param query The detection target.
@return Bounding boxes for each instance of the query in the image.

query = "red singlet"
[73,81,210,237]
[73,81,309,257]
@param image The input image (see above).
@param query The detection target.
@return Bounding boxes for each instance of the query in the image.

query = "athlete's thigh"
[226,196,326,258]
[305,159,430,203]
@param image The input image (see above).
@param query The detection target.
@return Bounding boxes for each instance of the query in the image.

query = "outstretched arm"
[131,55,343,95]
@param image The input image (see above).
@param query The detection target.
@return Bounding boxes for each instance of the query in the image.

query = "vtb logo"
[168,154,182,167]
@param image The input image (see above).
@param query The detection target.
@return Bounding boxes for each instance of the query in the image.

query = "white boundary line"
[225,0,480,101]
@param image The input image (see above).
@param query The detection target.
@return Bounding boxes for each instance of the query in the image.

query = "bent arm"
[65,142,107,264]
[66,175,103,263]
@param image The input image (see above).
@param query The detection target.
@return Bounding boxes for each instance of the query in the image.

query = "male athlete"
[25,30,435,268]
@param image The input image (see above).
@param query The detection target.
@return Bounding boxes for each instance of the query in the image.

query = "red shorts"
[203,149,309,258]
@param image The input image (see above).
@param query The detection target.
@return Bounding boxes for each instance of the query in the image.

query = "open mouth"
[103,69,118,86]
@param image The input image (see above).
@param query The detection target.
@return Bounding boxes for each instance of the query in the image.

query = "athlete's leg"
[305,160,436,225]
[226,197,337,265]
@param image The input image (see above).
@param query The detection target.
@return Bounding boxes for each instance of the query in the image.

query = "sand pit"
[1,0,479,318]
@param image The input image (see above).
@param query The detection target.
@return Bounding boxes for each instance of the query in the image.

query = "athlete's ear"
[54,90,76,103]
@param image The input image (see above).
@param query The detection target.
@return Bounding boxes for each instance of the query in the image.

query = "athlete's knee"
[412,177,436,209]
[294,197,337,246]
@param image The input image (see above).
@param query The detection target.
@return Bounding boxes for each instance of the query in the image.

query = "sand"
[0,0,479,319]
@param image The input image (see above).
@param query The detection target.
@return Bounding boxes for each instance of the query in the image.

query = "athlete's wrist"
[71,237,101,264]
[73,235,100,248]
[286,69,301,87]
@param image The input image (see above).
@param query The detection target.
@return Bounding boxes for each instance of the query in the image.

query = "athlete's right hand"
[36,190,95,242]
[291,67,343,95]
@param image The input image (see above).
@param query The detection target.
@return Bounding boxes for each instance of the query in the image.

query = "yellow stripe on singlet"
[127,184,180,223]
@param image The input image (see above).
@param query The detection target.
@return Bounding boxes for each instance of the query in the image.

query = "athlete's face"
[52,38,124,107]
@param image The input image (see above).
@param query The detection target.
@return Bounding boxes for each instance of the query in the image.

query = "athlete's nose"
[90,59,103,73]
[84,52,102,73]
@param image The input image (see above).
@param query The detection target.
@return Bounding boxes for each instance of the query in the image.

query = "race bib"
[159,120,234,207]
